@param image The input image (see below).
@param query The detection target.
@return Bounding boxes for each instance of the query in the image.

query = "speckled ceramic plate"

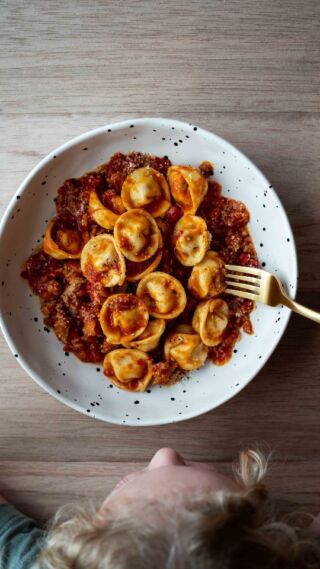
[0,118,297,425]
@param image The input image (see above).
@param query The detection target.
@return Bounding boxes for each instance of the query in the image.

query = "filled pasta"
[99,293,149,344]
[137,271,187,319]
[81,234,126,287]
[188,251,226,299]
[121,166,171,217]
[167,166,208,214]
[103,349,153,391]
[172,214,209,266]
[164,324,208,371]
[192,298,229,346]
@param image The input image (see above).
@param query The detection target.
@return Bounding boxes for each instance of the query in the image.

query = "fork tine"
[225,264,261,276]
[225,273,260,284]
[225,280,260,292]
[225,288,258,301]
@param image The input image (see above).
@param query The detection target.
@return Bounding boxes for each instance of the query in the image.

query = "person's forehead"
[117,465,232,498]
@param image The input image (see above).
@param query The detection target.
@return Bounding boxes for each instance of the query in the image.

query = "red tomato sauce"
[22,152,258,380]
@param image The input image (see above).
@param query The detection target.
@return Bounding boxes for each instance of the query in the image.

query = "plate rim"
[0,117,298,425]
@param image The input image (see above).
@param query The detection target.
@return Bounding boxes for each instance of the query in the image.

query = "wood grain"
[0,0,319,523]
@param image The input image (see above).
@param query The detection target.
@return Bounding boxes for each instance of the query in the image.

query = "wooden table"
[0,0,319,523]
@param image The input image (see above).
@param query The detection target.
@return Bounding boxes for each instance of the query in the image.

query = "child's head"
[36,448,320,569]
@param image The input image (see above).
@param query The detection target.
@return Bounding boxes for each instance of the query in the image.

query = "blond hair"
[35,449,320,569]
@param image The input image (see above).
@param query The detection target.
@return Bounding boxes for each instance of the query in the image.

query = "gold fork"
[225,265,320,324]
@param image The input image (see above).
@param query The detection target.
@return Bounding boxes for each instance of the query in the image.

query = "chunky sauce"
[22,152,258,381]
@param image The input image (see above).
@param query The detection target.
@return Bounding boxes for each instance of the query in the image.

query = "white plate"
[0,118,297,425]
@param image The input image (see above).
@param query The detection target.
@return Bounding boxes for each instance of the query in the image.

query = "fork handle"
[279,293,320,324]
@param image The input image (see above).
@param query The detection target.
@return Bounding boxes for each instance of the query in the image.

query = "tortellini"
[167,166,208,214]
[172,215,209,266]
[123,319,166,352]
[114,209,162,262]
[89,186,125,230]
[137,272,187,319]
[103,349,153,392]
[44,218,83,260]
[99,293,149,344]
[80,234,126,287]
[192,299,229,347]
[164,324,208,371]
[121,167,171,217]
[188,251,226,299]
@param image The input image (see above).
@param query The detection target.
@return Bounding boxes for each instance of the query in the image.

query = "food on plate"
[126,248,163,282]
[89,183,126,230]
[188,251,226,299]
[99,293,149,344]
[164,324,208,371]
[22,151,258,391]
[44,218,83,260]
[123,319,166,352]
[103,348,153,392]
[121,166,171,217]
[192,299,229,347]
[114,209,162,262]
[172,214,209,266]
[167,166,208,214]
[137,272,187,319]
[80,234,126,287]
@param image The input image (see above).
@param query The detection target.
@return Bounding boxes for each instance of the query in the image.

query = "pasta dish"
[22,152,258,392]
